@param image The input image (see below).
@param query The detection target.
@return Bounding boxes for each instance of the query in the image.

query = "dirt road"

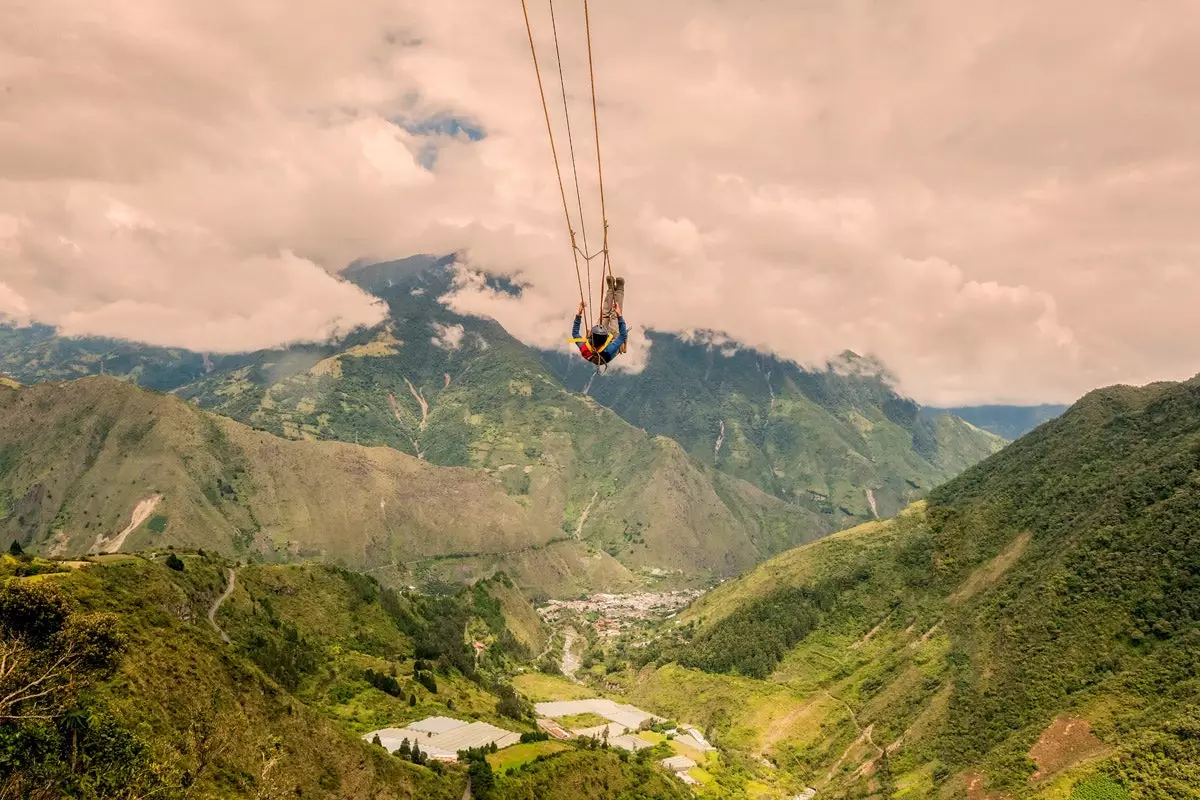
[208,568,235,645]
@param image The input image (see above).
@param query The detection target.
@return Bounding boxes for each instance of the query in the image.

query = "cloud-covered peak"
[4,0,1200,404]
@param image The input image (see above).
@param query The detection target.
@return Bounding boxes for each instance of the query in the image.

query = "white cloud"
[0,282,30,325]
[430,321,465,350]
[4,0,1200,403]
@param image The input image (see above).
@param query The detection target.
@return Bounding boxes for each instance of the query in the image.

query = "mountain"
[0,548,689,799]
[0,375,830,596]
[543,331,1006,522]
[928,403,1070,440]
[601,377,1200,799]
[0,257,1003,591]
[0,554,476,799]
[0,322,253,390]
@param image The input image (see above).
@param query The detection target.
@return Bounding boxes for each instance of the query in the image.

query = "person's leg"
[612,277,627,352]
[600,275,616,330]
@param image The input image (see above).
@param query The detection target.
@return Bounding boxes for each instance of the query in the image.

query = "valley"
[6,372,1200,799]
[2,260,1194,799]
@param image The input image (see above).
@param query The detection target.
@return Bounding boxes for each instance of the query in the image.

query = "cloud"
[4,0,1200,403]
[430,321,465,350]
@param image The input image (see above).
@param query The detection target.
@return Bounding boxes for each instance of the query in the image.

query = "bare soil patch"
[1028,714,1109,782]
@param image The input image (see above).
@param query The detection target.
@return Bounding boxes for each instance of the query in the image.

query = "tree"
[8,540,23,557]
[409,694,417,707]
[0,582,166,797]
[467,756,495,799]
[372,734,383,748]
[495,684,525,720]
[397,738,412,759]
[165,553,184,571]
[877,750,896,795]
[0,581,125,722]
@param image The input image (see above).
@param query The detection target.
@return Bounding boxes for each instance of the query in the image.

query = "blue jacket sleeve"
[603,316,627,358]
[572,314,582,338]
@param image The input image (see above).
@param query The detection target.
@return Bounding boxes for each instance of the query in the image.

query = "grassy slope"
[39,556,468,799]
[172,269,838,584]
[482,572,550,655]
[544,335,1005,524]
[0,377,584,588]
[622,379,1200,800]
[0,371,831,597]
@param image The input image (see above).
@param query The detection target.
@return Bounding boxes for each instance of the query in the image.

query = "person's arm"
[572,299,587,337]
[571,305,589,356]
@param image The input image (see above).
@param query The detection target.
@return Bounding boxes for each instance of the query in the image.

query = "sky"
[2,0,1199,405]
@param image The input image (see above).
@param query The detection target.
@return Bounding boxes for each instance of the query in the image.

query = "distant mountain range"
[1,256,1004,594]
[927,403,1069,440]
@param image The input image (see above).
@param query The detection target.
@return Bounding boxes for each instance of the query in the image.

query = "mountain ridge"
[542,329,1006,522]
[0,374,831,596]
[602,374,1200,798]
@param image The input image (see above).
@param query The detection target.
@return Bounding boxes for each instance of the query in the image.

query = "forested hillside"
[598,377,1200,799]
[0,554,518,798]
[0,548,707,799]
[544,332,1005,522]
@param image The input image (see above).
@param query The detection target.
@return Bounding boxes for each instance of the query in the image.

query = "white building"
[363,716,521,762]
[661,755,697,773]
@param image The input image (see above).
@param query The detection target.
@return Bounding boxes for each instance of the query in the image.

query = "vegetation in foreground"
[0,556,552,798]
[0,550,713,799]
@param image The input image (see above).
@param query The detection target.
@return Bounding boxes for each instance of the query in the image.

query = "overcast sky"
[2,0,1199,405]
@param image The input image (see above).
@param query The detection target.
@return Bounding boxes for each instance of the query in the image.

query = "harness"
[568,331,614,366]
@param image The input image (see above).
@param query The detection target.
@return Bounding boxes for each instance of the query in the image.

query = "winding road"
[207,568,236,645]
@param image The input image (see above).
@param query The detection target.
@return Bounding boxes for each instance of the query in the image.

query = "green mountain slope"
[0,375,829,595]
[0,322,253,390]
[0,556,480,799]
[3,260,1004,532]
[608,377,1200,799]
[544,333,1005,523]
[164,264,835,585]
[1,547,699,799]
[0,258,1002,591]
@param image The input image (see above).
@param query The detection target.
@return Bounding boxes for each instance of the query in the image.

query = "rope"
[522,0,618,365]
[521,0,591,330]
[583,0,615,302]
[548,0,596,321]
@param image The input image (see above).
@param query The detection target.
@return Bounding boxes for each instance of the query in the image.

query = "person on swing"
[570,275,628,365]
